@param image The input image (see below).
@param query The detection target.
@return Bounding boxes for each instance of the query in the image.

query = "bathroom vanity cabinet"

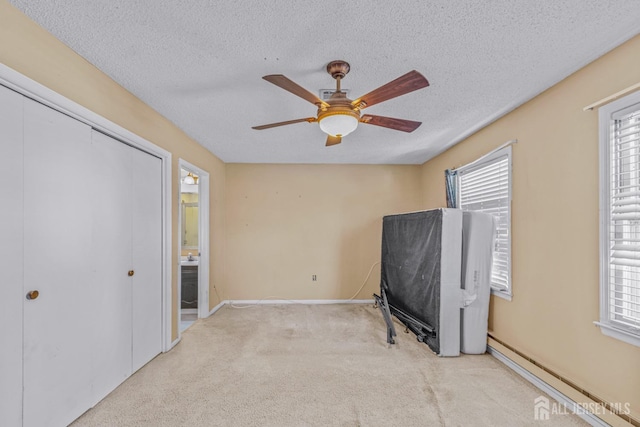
[181,265,199,309]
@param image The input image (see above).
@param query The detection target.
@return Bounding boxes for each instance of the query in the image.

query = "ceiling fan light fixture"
[318,112,359,137]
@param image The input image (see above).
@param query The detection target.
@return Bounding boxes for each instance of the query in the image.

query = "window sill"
[594,321,640,348]
[491,288,512,301]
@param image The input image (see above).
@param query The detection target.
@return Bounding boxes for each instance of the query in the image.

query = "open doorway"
[178,160,210,334]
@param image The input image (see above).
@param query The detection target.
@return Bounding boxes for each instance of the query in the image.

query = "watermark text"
[534,395,630,421]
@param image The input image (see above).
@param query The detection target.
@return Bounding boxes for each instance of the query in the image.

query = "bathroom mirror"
[181,201,199,250]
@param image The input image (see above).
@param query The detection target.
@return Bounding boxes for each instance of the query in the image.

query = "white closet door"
[131,148,163,372]
[0,86,24,427]
[22,99,95,427]
[90,130,133,404]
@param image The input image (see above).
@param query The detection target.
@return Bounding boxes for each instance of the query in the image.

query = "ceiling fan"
[252,60,430,147]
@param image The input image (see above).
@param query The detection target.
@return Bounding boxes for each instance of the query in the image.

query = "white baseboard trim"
[208,300,226,317]
[205,299,375,315]
[226,299,375,306]
[487,345,609,427]
[181,308,197,315]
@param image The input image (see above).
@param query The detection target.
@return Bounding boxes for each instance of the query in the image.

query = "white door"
[0,86,25,427]
[4,93,163,426]
[90,130,134,403]
[22,99,95,427]
[131,147,163,372]
[91,131,163,376]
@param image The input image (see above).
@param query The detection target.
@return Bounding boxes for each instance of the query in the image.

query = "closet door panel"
[131,148,163,372]
[22,99,95,427]
[89,130,133,404]
[0,86,24,427]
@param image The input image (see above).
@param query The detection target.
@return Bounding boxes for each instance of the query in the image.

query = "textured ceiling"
[9,1,640,164]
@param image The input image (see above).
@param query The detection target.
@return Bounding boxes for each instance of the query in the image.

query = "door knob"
[26,290,39,300]
[128,270,135,277]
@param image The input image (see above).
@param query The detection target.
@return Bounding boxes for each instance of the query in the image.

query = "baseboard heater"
[375,208,496,357]
[488,336,639,426]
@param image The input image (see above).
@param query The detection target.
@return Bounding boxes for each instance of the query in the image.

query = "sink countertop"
[181,257,199,266]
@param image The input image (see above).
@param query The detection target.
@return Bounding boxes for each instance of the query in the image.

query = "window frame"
[457,145,513,300]
[597,90,640,347]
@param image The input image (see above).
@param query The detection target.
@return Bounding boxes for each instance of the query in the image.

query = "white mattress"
[437,208,463,357]
[460,211,496,354]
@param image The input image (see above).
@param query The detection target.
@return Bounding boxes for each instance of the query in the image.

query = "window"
[458,146,512,299]
[598,90,640,347]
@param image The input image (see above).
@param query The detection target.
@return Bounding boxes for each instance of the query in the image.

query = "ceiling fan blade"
[263,75,329,108]
[325,135,342,147]
[360,114,422,132]
[252,117,316,130]
[352,70,429,109]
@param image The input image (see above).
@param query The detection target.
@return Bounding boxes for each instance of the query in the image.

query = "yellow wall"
[225,164,423,300]
[420,35,640,418]
[0,1,226,341]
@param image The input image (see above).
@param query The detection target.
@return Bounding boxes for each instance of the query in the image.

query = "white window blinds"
[458,148,512,294]
[608,106,640,330]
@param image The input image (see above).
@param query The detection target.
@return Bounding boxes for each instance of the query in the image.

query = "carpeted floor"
[72,304,587,426]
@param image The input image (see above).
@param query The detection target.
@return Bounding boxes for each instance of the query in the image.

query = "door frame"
[178,159,210,324]
[0,63,175,353]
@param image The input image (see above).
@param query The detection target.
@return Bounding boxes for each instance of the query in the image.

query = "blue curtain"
[445,169,458,208]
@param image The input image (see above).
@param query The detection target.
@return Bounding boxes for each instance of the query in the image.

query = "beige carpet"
[73,304,587,426]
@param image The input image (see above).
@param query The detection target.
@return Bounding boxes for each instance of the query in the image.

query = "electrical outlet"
[312,275,317,281]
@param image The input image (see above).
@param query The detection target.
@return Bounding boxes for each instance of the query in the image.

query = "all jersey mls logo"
[534,396,550,420]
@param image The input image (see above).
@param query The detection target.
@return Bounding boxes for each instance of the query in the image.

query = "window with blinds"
[458,146,512,295]
[606,104,640,333]
[599,90,640,346]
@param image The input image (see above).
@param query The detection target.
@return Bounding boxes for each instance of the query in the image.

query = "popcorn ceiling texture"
[9,0,640,164]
